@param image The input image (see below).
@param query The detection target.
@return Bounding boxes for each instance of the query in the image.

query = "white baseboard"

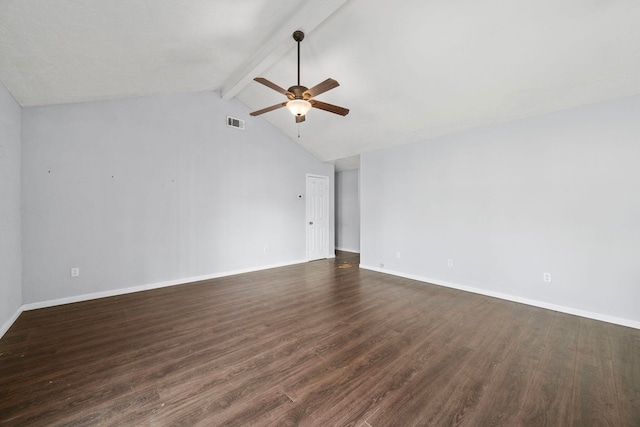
[1,259,307,339]
[1,306,23,339]
[335,247,360,254]
[360,264,640,330]
[8,259,636,340]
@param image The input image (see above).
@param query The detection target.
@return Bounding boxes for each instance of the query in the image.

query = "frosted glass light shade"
[287,99,312,116]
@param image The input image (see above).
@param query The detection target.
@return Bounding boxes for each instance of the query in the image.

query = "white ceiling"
[2,0,640,170]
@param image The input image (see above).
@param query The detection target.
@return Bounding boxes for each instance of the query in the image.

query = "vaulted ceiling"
[2,0,640,170]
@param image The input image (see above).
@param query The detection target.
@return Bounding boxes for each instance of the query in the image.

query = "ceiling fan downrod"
[293,30,304,87]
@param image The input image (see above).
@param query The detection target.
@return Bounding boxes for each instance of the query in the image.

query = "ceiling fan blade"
[303,78,339,99]
[250,102,287,116]
[310,100,349,116]
[296,115,306,123]
[254,77,293,98]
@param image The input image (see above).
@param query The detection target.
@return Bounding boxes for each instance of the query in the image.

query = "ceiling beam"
[220,0,349,101]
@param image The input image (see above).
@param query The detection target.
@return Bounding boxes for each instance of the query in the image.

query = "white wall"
[361,94,640,327]
[335,169,360,252]
[0,80,22,335]
[21,91,333,305]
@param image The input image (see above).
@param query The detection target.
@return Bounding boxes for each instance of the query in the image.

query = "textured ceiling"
[2,0,640,170]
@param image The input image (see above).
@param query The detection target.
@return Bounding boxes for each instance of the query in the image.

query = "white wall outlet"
[396,251,401,259]
[263,246,269,253]
[71,267,80,277]
[447,259,454,267]
[543,273,552,283]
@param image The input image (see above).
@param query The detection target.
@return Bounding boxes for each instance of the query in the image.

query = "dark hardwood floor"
[1,251,639,426]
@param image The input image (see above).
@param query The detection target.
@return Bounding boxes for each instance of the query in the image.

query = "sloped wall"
[21,91,333,304]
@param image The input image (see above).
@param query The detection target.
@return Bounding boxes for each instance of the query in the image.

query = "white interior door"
[306,174,329,261]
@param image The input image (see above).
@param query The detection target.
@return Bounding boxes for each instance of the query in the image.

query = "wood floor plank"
[571,317,622,426]
[516,312,580,426]
[607,323,640,426]
[1,251,638,426]
[464,306,555,426]
[364,297,525,425]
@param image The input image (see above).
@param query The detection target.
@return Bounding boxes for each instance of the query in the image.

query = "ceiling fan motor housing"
[287,85,310,100]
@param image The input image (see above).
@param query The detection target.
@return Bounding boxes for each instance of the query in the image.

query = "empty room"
[1,1,639,425]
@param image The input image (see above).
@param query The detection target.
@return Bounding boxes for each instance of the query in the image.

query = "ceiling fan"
[250,30,349,123]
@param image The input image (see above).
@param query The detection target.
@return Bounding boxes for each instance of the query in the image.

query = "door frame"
[306,174,330,261]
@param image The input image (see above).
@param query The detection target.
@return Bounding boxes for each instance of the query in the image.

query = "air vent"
[227,116,245,130]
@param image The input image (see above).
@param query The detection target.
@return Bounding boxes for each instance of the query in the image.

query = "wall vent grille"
[227,116,245,130]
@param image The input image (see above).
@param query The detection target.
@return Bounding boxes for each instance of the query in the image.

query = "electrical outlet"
[447,259,454,267]
[543,273,552,283]
[396,251,401,259]
[71,268,80,277]
[263,247,269,253]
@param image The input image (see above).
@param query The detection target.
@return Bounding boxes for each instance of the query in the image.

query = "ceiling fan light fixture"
[287,99,312,116]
